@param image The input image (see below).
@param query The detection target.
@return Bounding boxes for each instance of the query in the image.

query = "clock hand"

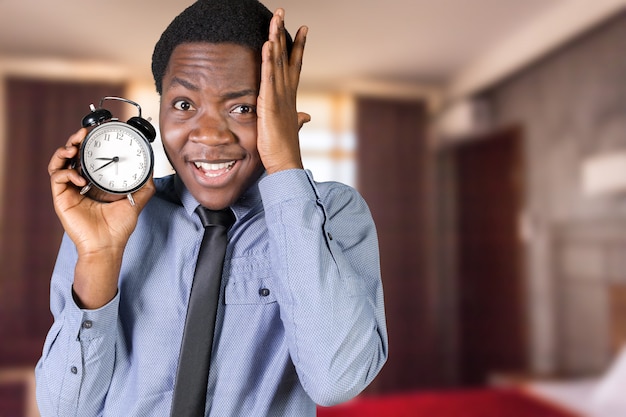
[93,156,119,172]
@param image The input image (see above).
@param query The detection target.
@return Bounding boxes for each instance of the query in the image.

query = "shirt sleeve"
[35,233,119,417]
[259,169,388,406]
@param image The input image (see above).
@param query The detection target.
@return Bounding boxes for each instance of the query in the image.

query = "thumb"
[297,112,311,131]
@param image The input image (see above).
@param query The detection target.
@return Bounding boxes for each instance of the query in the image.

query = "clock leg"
[80,184,92,195]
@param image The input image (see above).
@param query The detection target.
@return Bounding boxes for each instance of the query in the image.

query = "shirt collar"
[172,173,265,224]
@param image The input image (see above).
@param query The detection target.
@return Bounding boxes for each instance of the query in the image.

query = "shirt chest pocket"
[224,256,277,305]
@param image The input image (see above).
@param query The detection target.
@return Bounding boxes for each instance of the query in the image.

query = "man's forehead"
[170,42,260,60]
[165,43,260,74]
[162,44,261,95]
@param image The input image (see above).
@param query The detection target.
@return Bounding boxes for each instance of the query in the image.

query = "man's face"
[159,42,263,210]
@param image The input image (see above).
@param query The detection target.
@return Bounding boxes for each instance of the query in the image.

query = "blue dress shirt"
[35,169,388,416]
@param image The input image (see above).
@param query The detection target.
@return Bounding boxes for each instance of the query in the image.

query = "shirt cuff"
[67,289,120,342]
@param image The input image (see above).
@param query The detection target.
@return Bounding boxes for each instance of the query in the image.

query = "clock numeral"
[123,180,128,188]
[117,132,124,140]
[98,174,103,181]
[87,151,93,158]
[89,163,95,171]
[103,134,111,141]
[133,173,138,180]
[138,162,145,170]
[94,140,102,148]
[136,148,142,157]
[109,181,115,188]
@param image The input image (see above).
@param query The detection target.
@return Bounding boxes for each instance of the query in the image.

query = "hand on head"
[257,8,311,175]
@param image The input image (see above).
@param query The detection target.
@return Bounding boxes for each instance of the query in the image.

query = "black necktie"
[170,206,235,417]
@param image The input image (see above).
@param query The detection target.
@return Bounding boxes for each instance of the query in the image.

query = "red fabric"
[317,388,580,417]
[0,383,26,416]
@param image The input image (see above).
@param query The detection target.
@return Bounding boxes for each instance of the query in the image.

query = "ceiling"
[1,0,625,101]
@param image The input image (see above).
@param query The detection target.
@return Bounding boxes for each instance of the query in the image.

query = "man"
[37,0,387,415]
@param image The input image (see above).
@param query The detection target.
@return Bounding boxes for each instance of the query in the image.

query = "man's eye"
[173,100,194,111]
[232,105,256,115]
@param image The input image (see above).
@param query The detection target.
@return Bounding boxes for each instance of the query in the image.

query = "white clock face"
[81,121,154,194]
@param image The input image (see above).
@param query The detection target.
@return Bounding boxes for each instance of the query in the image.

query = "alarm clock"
[78,96,156,206]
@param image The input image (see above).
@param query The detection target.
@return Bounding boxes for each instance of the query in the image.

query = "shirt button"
[259,288,270,297]
[82,320,93,329]
[70,366,78,374]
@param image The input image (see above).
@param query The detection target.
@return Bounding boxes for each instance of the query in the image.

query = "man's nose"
[189,111,233,144]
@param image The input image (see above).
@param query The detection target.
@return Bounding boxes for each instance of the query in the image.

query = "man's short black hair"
[152,0,292,95]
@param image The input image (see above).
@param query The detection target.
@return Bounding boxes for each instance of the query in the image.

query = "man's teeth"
[194,161,236,177]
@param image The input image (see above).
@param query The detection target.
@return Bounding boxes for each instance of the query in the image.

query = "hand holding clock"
[48,127,155,309]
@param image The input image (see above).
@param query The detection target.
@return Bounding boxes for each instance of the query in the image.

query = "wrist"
[265,160,304,175]
[73,250,123,309]
[76,243,125,259]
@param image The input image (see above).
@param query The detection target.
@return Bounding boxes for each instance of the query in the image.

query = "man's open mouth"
[194,160,236,177]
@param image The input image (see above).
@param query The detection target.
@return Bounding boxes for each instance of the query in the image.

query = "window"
[298,93,356,187]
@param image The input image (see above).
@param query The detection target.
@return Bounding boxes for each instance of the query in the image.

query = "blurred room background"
[3,0,626,415]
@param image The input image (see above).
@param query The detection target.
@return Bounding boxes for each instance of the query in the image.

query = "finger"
[267,10,288,94]
[297,112,311,131]
[50,167,87,195]
[48,143,82,175]
[49,146,75,175]
[275,9,288,77]
[289,25,308,89]
[269,9,283,41]
[269,10,286,60]
[270,9,307,93]
[260,40,273,98]
[49,128,87,175]
[65,127,87,147]
[261,40,284,108]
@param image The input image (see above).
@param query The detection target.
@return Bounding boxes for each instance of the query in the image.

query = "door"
[453,126,528,385]
[356,97,443,391]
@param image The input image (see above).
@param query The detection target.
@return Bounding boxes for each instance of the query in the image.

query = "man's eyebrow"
[221,89,258,100]
[169,76,200,91]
